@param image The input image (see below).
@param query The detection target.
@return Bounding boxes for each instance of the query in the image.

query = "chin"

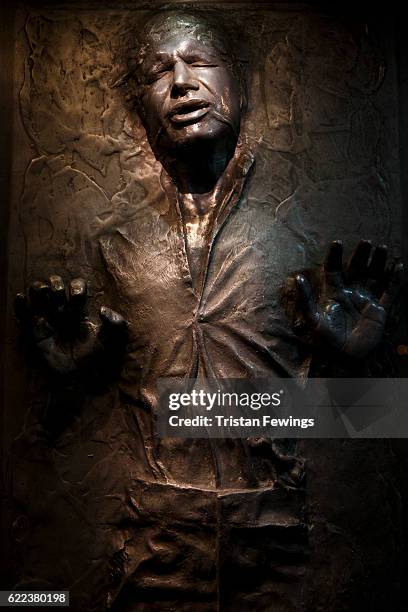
[165,118,233,149]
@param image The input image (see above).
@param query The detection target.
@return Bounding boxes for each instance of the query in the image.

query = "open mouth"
[168,100,210,125]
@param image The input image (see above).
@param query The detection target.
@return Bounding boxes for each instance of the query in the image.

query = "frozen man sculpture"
[14,10,403,612]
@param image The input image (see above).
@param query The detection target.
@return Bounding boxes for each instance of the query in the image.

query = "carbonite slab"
[4,3,403,610]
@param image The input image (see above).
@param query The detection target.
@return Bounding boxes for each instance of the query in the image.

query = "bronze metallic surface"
[3,3,405,611]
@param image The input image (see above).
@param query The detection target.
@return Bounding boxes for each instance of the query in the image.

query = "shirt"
[99,142,310,490]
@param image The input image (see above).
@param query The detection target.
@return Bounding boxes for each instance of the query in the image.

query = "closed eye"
[183,53,219,68]
[145,62,173,83]
[190,62,219,68]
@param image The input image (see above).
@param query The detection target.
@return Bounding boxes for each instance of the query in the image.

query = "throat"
[179,192,217,290]
[163,137,236,194]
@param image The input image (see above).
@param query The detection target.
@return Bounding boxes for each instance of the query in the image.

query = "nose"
[171,60,199,97]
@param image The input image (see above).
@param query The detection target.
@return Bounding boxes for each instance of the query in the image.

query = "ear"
[237,65,248,113]
[240,86,248,113]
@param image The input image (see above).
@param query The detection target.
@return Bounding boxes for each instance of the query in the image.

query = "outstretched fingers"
[15,275,88,340]
[14,285,54,342]
[295,274,320,329]
[14,292,30,323]
[49,275,67,310]
[15,276,66,323]
[367,244,388,280]
[69,278,87,312]
[29,281,52,317]
[99,306,127,337]
[324,240,344,288]
[379,261,404,311]
[346,240,372,282]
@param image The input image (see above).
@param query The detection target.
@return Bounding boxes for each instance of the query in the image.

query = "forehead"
[139,15,229,62]
[143,31,224,63]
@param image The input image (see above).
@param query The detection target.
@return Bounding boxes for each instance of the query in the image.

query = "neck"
[159,135,237,195]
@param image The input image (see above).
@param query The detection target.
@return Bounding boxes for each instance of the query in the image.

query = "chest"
[100,195,304,322]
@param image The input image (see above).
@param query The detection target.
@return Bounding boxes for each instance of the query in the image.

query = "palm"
[295,241,403,359]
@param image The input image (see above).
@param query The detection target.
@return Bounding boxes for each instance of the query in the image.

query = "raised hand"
[15,276,127,385]
[294,240,403,360]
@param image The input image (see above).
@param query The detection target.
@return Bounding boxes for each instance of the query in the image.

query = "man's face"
[137,30,241,151]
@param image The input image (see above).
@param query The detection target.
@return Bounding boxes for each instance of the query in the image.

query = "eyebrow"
[145,47,220,71]
[154,51,172,60]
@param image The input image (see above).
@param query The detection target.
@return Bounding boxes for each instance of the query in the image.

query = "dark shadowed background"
[1,1,408,610]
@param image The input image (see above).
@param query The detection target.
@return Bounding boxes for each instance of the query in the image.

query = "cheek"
[211,70,240,115]
[140,84,169,125]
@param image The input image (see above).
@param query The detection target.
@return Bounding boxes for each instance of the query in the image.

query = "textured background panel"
[2,2,405,611]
